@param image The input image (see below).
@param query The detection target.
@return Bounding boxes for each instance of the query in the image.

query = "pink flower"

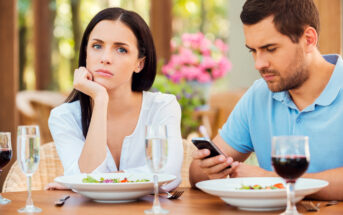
[179,48,198,65]
[162,33,232,83]
[181,66,201,81]
[170,71,184,83]
[215,39,228,53]
[200,56,216,69]
[200,38,212,56]
[197,71,212,83]
[218,57,232,73]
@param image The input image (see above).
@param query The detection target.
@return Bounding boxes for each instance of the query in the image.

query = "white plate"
[196,177,328,211]
[55,173,176,203]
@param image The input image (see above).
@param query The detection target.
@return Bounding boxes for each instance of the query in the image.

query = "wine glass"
[272,136,310,215]
[0,132,12,204]
[144,125,169,214]
[17,125,41,213]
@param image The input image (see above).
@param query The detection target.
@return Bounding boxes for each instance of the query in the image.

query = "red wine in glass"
[272,136,310,215]
[0,132,12,205]
[0,148,12,170]
[272,156,309,183]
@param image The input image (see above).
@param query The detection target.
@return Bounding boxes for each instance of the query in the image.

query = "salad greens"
[239,183,285,190]
[82,175,150,183]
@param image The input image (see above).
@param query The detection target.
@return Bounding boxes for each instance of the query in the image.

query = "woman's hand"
[45,182,70,191]
[73,67,108,101]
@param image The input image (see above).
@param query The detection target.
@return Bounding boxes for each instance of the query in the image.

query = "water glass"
[272,136,310,215]
[144,125,168,214]
[0,132,12,204]
[17,125,41,213]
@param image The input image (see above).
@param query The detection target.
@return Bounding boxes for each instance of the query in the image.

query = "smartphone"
[191,137,227,158]
[192,137,231,169]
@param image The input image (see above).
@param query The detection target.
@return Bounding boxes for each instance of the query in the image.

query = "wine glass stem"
[0,170,3,199]
[26,175,34,207]
[286,182,297,212]
[153,174,161,209]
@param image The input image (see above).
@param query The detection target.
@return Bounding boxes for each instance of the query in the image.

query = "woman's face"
[86,20,144,91]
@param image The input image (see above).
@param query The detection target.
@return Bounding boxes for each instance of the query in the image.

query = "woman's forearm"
[78,97,108,172]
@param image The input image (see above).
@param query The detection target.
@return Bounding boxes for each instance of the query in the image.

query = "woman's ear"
[135,57,146,73]
[302,26,318,53]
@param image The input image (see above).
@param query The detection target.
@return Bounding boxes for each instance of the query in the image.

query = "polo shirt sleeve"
[219,88,254,154]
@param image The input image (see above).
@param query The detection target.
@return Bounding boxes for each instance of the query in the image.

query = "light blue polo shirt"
[220,54,343,173]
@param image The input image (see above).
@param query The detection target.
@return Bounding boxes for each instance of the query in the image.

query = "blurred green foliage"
[173,0,229,40]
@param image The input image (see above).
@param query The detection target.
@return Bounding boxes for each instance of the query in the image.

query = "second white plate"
[196,177,328,211]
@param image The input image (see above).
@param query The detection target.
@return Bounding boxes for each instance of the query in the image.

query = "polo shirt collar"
[315,54,343,106]
[272,54,343,110]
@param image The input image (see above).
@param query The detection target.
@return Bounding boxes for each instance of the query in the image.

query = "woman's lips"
[95,69,114,78]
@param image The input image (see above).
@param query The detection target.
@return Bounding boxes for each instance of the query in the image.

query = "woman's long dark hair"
[65,7,157,138]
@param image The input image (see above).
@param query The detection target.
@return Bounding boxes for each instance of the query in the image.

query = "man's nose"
[254,54,269,71]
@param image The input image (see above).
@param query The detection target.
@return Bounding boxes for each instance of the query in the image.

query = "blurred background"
[0,0,341,190]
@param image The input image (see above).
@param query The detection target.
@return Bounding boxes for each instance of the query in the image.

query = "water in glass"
[17,125,42,213]
[145,125,169,214]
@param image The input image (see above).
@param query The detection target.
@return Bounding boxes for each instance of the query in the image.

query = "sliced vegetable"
[238,183,285,190]
[82,175,150,183]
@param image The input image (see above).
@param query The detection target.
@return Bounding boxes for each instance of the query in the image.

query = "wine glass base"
[144,206,169,214]
[18,205,42,213]
[0,197,11,205]
[280,209,301,215]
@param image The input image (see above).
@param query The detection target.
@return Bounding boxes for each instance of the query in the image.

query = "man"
[189,0,343,200]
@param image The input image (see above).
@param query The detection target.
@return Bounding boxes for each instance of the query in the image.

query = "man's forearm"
[304,167,343,200]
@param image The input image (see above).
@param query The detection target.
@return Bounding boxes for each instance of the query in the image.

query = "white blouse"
[48,91,183,191]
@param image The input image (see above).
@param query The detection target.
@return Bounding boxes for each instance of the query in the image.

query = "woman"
[48,7,183,190]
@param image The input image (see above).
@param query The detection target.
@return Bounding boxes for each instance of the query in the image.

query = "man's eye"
[117,47,128,54]
[92,44,101,49]
[266,48,276,52]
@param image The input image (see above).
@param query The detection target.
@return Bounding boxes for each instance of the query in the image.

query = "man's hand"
[229,162,275,178]
[73,67,108,101]
[192,148,239,180]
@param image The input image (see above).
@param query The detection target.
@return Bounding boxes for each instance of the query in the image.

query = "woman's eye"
[117,47,128,54]
[92,44,101,49]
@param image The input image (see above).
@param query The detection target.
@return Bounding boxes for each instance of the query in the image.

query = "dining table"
[0,188,342,215]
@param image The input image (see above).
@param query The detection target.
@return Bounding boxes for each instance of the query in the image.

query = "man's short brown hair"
[240,0,320,43]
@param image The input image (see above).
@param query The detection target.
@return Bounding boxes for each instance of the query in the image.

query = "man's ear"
[135,57,146,73]
[302,26,318,53]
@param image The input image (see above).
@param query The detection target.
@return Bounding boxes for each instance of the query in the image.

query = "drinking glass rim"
[0,132,11,135]
[17,125,39,129]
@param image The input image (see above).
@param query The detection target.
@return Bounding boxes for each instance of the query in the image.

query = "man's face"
[243,16,309,92]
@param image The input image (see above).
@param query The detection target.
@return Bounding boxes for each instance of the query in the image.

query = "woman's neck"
[107,87,143,114]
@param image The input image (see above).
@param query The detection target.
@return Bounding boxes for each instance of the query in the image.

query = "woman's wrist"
[93,93,109,105]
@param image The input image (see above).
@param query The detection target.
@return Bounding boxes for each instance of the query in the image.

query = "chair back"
[3,142,63,192]
[16,90,66,144]
[180,139,196,187]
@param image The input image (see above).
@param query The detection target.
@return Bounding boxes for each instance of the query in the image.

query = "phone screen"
[191,138,231,169]
[191,138,223,158]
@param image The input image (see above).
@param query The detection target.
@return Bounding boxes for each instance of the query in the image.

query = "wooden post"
[33,0,53,90]
[150,0,172,64]
[314,0,342,55]
[0,0,18,191]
